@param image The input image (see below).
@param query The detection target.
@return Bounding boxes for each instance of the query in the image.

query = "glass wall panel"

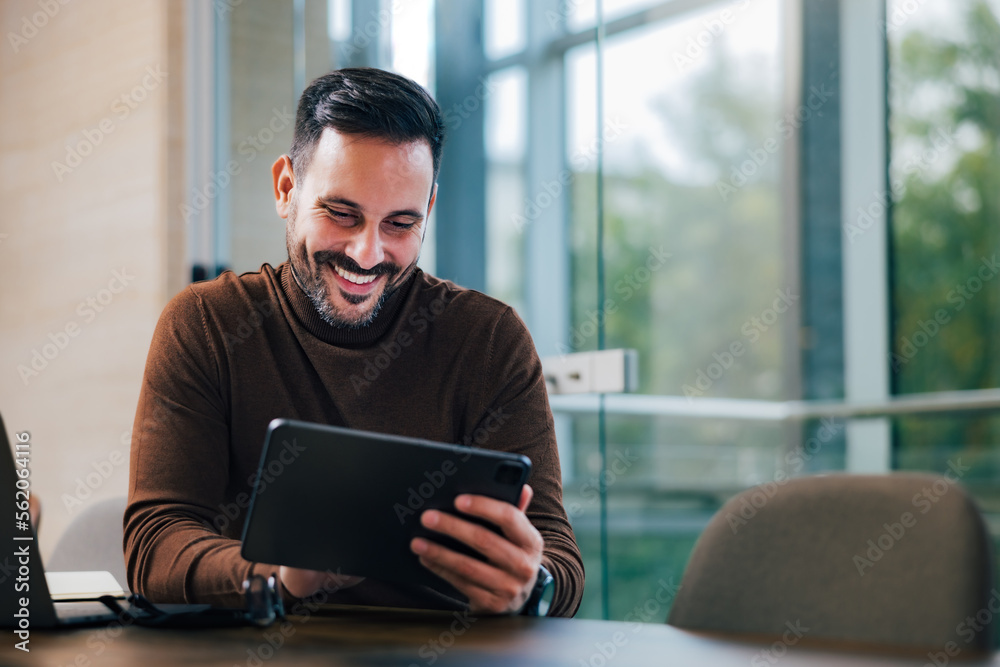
[567,0,683,32]
[568,1,787,400]
[888,1,1000,463]
[566,43,600,356]
[563,413,792,618]
[390,0,434,87]
[484,0,526,60]
[485,66,528,313]
[561,0,788,621]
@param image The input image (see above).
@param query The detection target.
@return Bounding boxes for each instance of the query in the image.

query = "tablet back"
[240,419,531,594]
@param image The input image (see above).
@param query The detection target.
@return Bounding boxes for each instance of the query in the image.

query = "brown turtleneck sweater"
[124,262,584,617]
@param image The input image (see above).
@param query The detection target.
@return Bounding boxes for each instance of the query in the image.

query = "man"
[124,68,584,617]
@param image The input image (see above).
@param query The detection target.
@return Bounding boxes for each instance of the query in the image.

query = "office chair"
[667,473,995,652]
[48,495,129,590]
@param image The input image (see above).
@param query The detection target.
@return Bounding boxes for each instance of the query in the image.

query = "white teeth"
[334,265,378,285]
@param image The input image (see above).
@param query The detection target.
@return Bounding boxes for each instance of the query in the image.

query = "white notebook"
[45,571,126,601]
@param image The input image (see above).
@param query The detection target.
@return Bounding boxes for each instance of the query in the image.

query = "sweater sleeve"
[124,288,280,607]
[470,306,585,618]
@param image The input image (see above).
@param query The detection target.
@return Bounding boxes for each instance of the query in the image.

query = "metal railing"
[549,387,1000,422]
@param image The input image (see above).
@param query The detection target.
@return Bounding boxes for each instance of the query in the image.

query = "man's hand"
[410,484,544,615]
[278,566,364,599]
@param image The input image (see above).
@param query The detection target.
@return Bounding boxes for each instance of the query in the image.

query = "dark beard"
[285,200,410,329]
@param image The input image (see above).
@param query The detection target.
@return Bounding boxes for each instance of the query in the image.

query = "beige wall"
[0,0,331,559]
[0,0,185,556]
[228,0,328,275]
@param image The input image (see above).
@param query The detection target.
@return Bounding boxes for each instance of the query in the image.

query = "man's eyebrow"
[316,196,425,220]
[316,196,362,211]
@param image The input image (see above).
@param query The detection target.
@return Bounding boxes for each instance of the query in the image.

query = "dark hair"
[289,68,446,182]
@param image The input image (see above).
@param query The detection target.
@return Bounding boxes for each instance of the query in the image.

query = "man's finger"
[411,537,528,614]
[517,484,533,513]
[411,536,508,595]
[420,509,535,579]
[452,493,543,552]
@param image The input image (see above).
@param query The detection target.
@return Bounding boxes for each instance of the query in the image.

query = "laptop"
[0,411,122,628]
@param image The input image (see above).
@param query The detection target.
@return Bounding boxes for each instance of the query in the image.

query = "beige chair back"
[668,473,994,652]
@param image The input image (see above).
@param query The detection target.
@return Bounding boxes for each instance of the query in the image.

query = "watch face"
[536,567,555,617]
[538,577,555,616]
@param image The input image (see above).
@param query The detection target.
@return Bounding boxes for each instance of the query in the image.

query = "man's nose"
[344,223,385,270]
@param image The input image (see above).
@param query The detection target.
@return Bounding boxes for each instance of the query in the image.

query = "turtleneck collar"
[278,261,417,348]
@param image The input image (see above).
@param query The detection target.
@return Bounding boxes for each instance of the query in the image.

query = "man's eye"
[387,221,416,230]
[327,210,356,223]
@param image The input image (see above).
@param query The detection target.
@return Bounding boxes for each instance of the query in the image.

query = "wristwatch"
[519,564,555,617]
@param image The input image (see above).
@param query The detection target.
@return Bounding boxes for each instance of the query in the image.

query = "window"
[888,0,1000,502]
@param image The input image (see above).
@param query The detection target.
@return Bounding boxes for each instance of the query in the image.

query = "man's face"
[276,129,436,328]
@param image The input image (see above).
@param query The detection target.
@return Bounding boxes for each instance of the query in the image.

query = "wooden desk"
[5,608,1000,667]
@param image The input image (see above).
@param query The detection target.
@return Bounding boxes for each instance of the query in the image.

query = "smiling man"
[280,126,431,329]
[124,68,584,618]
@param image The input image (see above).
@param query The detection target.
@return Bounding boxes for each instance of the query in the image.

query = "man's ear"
[427,182,438,216]
[272,155,296,219]
[422,183,438,242]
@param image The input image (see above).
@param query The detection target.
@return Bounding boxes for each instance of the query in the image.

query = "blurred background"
[2,0,999,621]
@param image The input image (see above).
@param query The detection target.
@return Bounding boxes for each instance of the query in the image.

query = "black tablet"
[240,419,531,594]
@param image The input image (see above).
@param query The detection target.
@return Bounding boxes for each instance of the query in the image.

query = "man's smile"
[333,264,379,285]
[328,262,385,300]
